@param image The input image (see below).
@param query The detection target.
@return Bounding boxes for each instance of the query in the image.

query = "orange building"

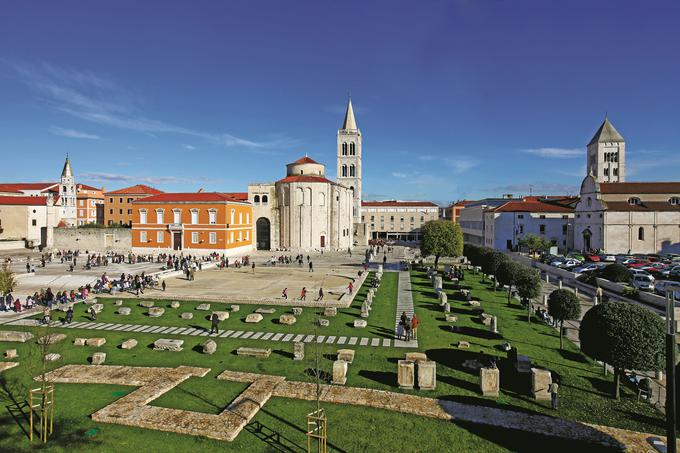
[104,184,163,226]
[131,192,253,255]
[76,184,105,225]
[444,200,472,223]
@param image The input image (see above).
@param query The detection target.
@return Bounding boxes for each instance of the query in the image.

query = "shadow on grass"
[274,350,294,360]
[583,376,615,396]
[358,370,397,386]
[559,349,588,363]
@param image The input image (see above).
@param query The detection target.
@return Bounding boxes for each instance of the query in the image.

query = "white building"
[361,200,439,243]
[0,195,58,248]
[459,198,510,246]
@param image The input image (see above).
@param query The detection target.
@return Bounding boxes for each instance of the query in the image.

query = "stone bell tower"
[336,98,362,224]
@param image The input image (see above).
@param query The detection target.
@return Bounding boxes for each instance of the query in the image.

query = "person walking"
[252,262,256,274]
[282,288,288,300]
[595,285,603,305]
[400,311,407,326]
[162,280,166,292]
[65,306,73,324]
[347,282,353,294]
[411,314,419,340]
[210,312,220,334]
[309,261,313,272]
[317,288,324,301]
[396,320,405,340]
[549,378,559,410]
[300,287,307,301]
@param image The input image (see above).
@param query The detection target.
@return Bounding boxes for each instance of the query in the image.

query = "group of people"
[396,311,419,341]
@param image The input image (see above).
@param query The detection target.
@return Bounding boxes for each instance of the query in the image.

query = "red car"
[584,253,601,262]
[627,260,651,268]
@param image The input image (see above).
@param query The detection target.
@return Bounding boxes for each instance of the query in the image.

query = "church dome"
[286,156,325,177]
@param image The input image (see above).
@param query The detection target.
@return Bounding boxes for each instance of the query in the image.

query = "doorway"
[320,235,325,248]
[173,232,182,250]
[256,217,271,250]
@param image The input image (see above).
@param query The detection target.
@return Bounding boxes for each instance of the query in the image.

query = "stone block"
[317,319,330,327]
[255,307,276,314]
[245,313,264,323]
[499,342,512,352]
[37,333,67,345]
[91,303,104,313]
[121,339,138,350]
[457,340,470,349]
[154,338,184,352]
[398,360,415,389]
[468,300,481,307]
[114,300,123,306]
[118,307,132,315]
[212,311,229,321]
[140,300,155,308]
[439,292,448,305]
[90,352,106,365]
[279,314,297,325]
[480,313,493,326]
[405,352,428,362]
[417,360,437,390]
[324,307,338,317]
[4,349,18,359]
[434,276,443,290]
[294,342,304,361]
[181,312,193,320]
[170,301,180,309]
[354,320,367,328]
[202,339,217,355]
[44,353,61,362]
[236,347,271,358]
[196,303,211,311]
[490,316,498,334]
[337,349,355,363]
[443,302,450,313]
[332,360,348,385]
[73,338,87,346]
[292,307,303,316]
[480,367,500,397]
[0,331,34,342]
[445,315,458,322]
[531,368,552,400]
[87,338,106,347]
[230,305,240,312]
[148,307,165,317]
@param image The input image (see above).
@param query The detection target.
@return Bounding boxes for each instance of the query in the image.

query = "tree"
[515,266,541,322]
[547,289,582,350]
[496,259,519,304]
[579,301,664,399]
[599,264,631,283]
[0,262,16,296]
[420,221,463,269]
[518,234,551,255]
[480,250,506,291]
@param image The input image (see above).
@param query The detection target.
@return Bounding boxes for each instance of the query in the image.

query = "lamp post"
[666,289,677,453]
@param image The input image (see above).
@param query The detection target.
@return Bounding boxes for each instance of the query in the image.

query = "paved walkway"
[394,271,418,348]
[6,318,412,349]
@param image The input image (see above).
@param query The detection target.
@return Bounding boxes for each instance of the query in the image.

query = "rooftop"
[132,192,248,203]
[0,182,58,193]
[362,200,438,208]
[600,182,680,194]
[290,156,320,165]
[105,184,164,196]
[0,195,58,206]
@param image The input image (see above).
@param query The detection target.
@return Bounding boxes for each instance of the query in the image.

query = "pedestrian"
[210,312,220,334]
[549,377,559,410]
[317,288,324,301]
[309,261,313,272]
[65,306,73,324]
[300,287,307,301]
[400,311,407,326]
[42,307,51,324]
[396,320,404,340]
[282,288,288,299]
[252,262,256,274]
[404,319,412,341]
[89,306,97,321]
[595,285,603,305]
[348,282,353,294]
[411,313,419,340]
[162,280,166,292]
[383,255,387,266]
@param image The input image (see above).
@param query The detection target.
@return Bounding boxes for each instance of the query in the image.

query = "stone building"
[575,118,680,254]
[361,200,439,243]
[104,184,163,226]
[0,195,58,248]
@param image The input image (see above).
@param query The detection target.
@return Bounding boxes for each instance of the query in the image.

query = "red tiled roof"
[0,183,58,193]
[222,192,248,201]
[76,184,102,191]
[132,192,248,203]
[276,175,336,184]
[105,184,163,196]
[362,200,439,208]
[600,182,680,194]
[604,201,680,212]
[0,196,53,206]
[492,200,573,213]
[291,156,319,165]
[453,200,473,207]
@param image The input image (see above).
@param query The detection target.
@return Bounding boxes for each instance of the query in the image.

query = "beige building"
[0,195,58,248]
[361,200,439,243]
[575,118,680,254]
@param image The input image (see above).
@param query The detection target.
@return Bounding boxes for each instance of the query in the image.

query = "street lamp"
[666,289,677,453]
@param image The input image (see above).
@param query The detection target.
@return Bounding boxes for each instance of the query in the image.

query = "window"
[519,225,524,234]
[517,214,524,219]
[191,209,199,224]
[229,231,234,243]
[420,216,424,222]
[261,195,268,205]
[109,197,113,203]
[230,209,235,224]
[245,230,250,241]
[156,209,164,224]
[349,165,355,177]
[307,188,312,206]
[238,231,243,242]
[79,200,84,206]
[32,219,37,226]
[209,232,217,244]
[342,165,348,177]
[173,209,181,224]
[628,197,641,205]
[127,198,133,203]
[127,209,132,215]
[140,231,147,242]
[562,224,568,235]
[119,209,123,215]
[109,209,113,214]
[604,168,609,176]
[613,168,618,176]
[191,232,199,243]
[254,195,260,205]
[119,198,123,203]
[238,212,243,224]
[349,142,355,155]
[157,231,164,242]
[297,188,304,206]
[539,215,546,219]
[139,210,147,224]
[320,192,326,206]
[638,227,645,241]
[342,142,348,155]
[670,197,680,205]
[246,213,250,224]
[208,209,217,224]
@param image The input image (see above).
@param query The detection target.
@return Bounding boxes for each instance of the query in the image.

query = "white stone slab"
[219,330,234,337]
[325,336,336,344]
[190,330,203,336]
[337,337,347,345]
[230,331,244,338]
[371,338,380,347]
[360,338,369,346]
[303,335,315,343]
[281,334,293,342]
[271,333,283,341]
[241,331,255,339]
[316,336,325,343]
[348,337,358,345]
[382,339,391,347]
[250,331,264,339]
[261,332,274,340]
[293,334,304,342]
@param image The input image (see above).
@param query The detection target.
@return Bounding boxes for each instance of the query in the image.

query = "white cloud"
[445,157,479,174]
[49,126,100,140]
[183,144,196,150]
[392,172,407,178]
[520,148,583,158]
[80,172,220,185]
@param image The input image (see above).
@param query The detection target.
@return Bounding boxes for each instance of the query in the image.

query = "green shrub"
[599,264,631,283]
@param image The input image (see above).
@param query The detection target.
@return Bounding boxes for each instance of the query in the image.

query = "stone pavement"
[6,318,412,349]
[393,271,418,348]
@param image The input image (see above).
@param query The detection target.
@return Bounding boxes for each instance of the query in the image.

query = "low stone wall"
[0,240,26,251]
[52,227,132,252]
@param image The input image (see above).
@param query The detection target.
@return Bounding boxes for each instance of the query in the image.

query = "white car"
[629,268,651,277]
[559,259,582,269]
[602,255,616,262]
[631,274,655,292]
[574,264,600,273]
[655,280,680,298]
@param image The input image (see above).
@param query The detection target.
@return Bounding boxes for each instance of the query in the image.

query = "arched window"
[230,209,235,225]
[587,197,592,207]
[254,195,260,205]
[342,142,348,155]
[342,165,348,177]
[670,197,680,205]
[319,192,326,206]
[261,195,268,205]
[283,187,290,206]
[349,142,355,155]
[297,188,304,206]
[306,188,312,206]
[156,209,164,224]
[638,227,645,241]
[349,164,355,177]
[139,209,147,224]
[628,197,641,205]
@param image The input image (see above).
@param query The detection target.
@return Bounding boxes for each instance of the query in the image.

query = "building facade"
[131,192,253,256]
[459,198,511,246]
[361,200,439,242]
[0,195,57,247]
[105,184,163,226]
[76,184,105,225]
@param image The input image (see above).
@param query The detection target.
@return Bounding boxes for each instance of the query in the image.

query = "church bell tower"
[336,98,362,224]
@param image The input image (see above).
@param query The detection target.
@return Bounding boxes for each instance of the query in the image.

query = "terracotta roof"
[453,200,473,207]
[76,184,102,192]
[276,175,336,184]
[222,192,248,201]
[132,192,248,203]
[291,156,319,165]
[600,182,680,194]
[0,195,53,206]
[492,199,573,213]
[0,183,58,193]
[604,201,680,212]
[104,184,163,196]
[362,200,439,208]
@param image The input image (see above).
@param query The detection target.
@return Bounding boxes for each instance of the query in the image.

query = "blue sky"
[1,1,679,205]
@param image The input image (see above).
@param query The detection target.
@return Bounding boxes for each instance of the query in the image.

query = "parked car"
[631,274,655,292]
[584,253,601,262]
[601,255,616,262]
[558,259,582,269]
[655,280,680,298]
[573,263,601,274]
[629,268,651,277]
[568,253,585,262]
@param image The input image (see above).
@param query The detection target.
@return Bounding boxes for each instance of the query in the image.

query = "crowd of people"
[396,311,419,341]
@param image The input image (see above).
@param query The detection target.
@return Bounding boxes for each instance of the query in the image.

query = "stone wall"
[53,227,132,252]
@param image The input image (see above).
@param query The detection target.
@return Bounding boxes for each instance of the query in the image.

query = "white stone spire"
[342,98,358,130]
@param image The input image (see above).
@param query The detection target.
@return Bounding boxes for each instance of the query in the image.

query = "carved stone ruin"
[279,314,297,325]
[332,360,348,385]
[121,339,138,350]
[337,349,355,364]
[181,312,193,320]
[417,360,436,390]
[397,360,415,389]
[4,349,18,359]
[445,315,457,322]
[73,338,87,346]
[457,340,470,349]
[170,301,181,309]
[0,331,33,342]
[354,320,367,328]
[292,307,303,315]
[37,333,67,345]
[202,339,217,355]
[443,302,450,313]
[236,347,271,358]
[140,300,154,308]
[196,303,211,311]
[86,338,107,347]
[531,368,552,400]
[293,342,304,361]
[245,313,264,323]
[490,316,498,334]
[91,352,106,365]
[148,307,165,317]
[317,319,330,327]
[255,307,276,315]
[154,338,184,352]
[324,307,337,317]
[231,305,240,312]
[44,353,61,362]
[118,307,131,315]
[480,367,500,397]
[405,352,428,362]
[213,311,229,321]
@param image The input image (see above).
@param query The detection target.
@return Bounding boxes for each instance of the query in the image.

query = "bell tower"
[59,155,77,226]
[336,97,362,224]
[587,117,626,183]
